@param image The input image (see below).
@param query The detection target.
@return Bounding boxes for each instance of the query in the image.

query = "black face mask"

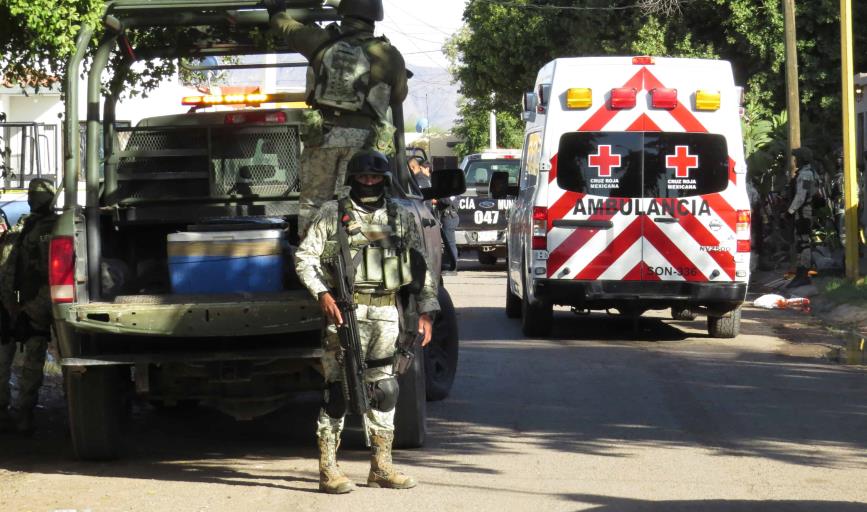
[350,180,385,207]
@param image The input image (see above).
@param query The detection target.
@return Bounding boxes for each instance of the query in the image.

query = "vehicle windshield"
[464,159,520,187]
[555,132,729,198]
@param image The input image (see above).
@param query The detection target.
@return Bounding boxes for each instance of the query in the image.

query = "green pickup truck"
[52,0,463,459]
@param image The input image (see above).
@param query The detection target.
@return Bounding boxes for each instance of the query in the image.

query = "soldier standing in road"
[270,0,408,237]
[295,149,439,494]
[0,179,58,433]
[787,148,815,288]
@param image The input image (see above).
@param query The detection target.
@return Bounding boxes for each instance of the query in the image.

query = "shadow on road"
[563,495,867,511]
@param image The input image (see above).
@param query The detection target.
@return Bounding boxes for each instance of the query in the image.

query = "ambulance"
[501,57,750,338]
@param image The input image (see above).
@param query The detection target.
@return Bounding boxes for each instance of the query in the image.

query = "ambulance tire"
[505,276,522,318]
[671,307,698,321]
[478,252,497,265]
[521,271,552,337]
[424,287,458,401]
[394,343,427,448]
[707,307,742,339]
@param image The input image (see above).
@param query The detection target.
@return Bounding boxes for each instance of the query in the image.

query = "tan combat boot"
[367,430,417,489]
[317,432,354,494]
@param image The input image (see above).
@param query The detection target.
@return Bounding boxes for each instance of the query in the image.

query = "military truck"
[52,0,464,459]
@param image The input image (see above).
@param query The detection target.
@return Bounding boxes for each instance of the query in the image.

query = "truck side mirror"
[489,171,518,199]
[422,168,466,200]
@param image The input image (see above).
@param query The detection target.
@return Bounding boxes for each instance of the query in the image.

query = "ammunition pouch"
[300,109,325,147]
[366,119,396,157]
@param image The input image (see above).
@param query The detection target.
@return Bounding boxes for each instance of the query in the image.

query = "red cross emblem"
[666,145,699,178]
[588,145,622,177]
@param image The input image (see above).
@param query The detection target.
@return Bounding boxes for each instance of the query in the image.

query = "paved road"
[1,262,866,511]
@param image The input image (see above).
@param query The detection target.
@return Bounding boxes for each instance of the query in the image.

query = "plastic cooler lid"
[167,230,283,242]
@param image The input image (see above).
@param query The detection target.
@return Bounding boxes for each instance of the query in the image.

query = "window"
[556,132,729,198]
[464,159,521,188]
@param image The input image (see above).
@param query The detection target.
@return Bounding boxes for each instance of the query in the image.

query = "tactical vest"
[342,198,413,293]
[309,29,393,120]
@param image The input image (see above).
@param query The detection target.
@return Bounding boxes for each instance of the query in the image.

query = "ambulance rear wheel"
[478,252,497,265]
[707,307,742,339]
[505,276,522,318]
[521,275,552,337]
[671,307,697,321]
[394,343,427,449]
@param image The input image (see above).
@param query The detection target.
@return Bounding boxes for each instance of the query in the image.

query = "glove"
[264,0,287,16]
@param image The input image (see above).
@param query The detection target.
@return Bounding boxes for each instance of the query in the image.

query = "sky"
[377,0,467,69]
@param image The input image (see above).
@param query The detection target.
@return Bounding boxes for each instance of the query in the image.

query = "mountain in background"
[226,61,460,131]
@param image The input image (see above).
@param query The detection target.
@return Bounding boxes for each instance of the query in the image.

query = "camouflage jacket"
[0,212,58,325]
[295,196,440,315]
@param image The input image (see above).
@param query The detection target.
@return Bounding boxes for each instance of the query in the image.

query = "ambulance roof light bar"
[181,92,305,107]
[609,88,637,110]
[632,56,655,65]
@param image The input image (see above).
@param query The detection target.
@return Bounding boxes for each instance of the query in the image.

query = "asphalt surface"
[1,258,866,511]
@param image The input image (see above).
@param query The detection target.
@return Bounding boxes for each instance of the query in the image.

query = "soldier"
[787,148,815,288]
[270,0,408,237]
[0,179,58,433]
[295,149,438,494]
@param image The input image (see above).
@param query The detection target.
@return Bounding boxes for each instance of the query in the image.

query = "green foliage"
[452,99,523,157]
[820,277,867,307]
[743,107,788,192]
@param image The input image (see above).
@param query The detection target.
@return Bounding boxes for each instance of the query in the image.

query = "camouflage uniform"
[270,12,408,236]
[295,193,438,492]
[0,179,58,432]
[787,151,815,287]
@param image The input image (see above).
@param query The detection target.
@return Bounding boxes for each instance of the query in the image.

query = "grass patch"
[819,277,867,306]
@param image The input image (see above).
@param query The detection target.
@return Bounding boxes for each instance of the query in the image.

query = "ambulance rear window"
[464,159,521,186]
[556,132,730,198]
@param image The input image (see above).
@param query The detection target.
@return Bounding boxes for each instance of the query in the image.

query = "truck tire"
[425,287,459,401]
[65,365,124,460]
[671,307,697,321]
[521,268,552,337]
[394,343,426,449]
[478,252,497,265]
[505,274,522,318]
[707,307,742,338]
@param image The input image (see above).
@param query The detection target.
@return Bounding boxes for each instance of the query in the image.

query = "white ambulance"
[500,56,751,338]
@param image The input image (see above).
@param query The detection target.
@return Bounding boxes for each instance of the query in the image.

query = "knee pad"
[323,381,347,418]
[368,377,399,412]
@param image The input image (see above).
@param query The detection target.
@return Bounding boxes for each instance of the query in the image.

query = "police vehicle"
[498,57,751,338]
[51,0,464,459]
[455,150,520,265]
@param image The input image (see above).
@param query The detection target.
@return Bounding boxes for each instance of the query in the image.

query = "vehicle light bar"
[181,92,301,106]
[632,56,655,65]
[49,236,75,304]
[695,90,721,111]
[566,88,592,109]
[609,88,637,110]
[650,88,678,109]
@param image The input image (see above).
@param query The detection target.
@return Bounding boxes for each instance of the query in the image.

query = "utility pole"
[782,0,802,177]
[840,0,859,279]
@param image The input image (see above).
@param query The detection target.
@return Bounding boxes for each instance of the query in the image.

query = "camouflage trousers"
[298,127,371,238]
[795,211,813,268]
[317,303,399,439]
[0,334,49,412]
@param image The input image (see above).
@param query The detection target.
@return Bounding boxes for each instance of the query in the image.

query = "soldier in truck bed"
[269,0,408,238]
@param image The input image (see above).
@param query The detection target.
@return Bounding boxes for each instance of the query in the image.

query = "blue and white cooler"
[167,229,284,294]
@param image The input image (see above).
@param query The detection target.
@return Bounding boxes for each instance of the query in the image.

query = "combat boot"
[367,430,416,489]
[317,432,354,494]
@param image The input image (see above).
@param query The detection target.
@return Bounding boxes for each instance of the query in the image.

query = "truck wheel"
[478,252,497,265]
[425,288,459,401]
[505,275,522,318]
[671,307,697,321]
[521,270,552,337]
[394,343,426,449]
[65,365,124,460]
[707,307,742,338]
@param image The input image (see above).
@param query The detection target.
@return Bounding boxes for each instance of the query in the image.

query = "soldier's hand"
[418,313,433,347]
[318,292,344,326]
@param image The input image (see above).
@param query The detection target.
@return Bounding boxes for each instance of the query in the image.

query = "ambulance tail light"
[736,209,751,253]
[610,88,637,109]
[650,88,678,109]
[695,90,721,111]
[532,207,548,250]
[225,111,287,125]
[566,88,592,109]
[632,56,655,65]
[49,236,75,304]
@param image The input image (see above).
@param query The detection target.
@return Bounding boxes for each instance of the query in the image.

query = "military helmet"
[27,178,56,213]
[337,0,383,22]
[345,149,391,182]
[792,147,813,164]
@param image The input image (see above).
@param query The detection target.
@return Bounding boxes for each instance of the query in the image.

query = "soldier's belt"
[353,292,396,307]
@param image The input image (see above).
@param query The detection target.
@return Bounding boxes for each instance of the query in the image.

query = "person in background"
[786,148,815,288]
[431,164,459,271]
